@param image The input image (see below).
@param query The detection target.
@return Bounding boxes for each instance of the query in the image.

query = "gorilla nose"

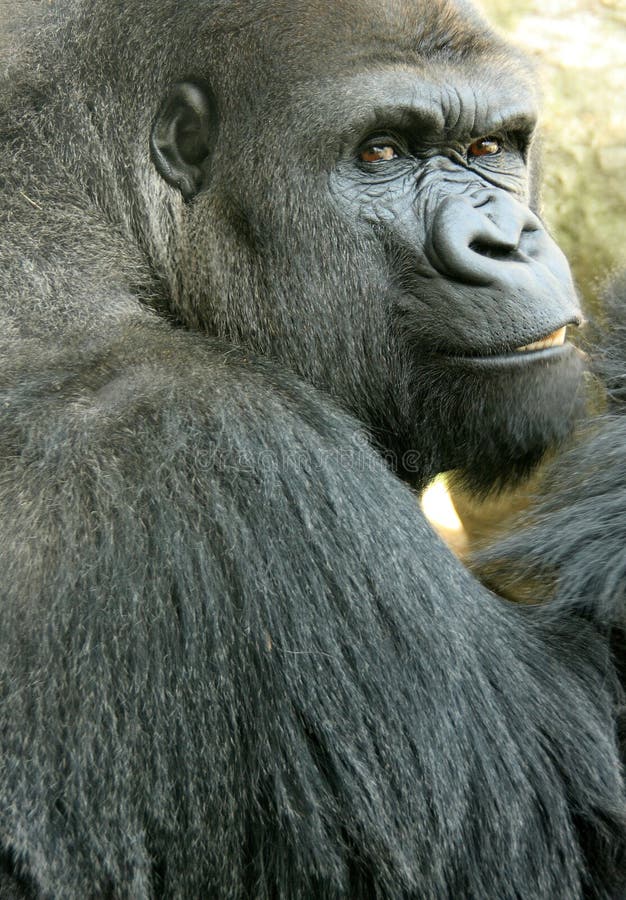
[427,191,552,287]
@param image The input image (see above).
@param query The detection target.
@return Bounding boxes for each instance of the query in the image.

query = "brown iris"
[468,136,501,157]
[360,145,398,163]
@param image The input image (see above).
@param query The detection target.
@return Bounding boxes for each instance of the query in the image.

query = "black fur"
[0,2,625,898]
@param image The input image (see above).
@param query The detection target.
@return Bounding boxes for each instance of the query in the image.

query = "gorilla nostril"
[469,239,521,261]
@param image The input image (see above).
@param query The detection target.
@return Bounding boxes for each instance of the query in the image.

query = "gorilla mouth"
[451,323,580,367]
[515,326,567,353]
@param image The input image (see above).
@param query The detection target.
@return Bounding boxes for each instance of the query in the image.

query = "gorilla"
[0,1,625,898]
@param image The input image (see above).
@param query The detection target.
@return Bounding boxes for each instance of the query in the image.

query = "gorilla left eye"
[468,137,501,158]
[359,144,398,163]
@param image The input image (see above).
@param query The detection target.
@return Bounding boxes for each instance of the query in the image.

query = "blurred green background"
[480,0,626,311]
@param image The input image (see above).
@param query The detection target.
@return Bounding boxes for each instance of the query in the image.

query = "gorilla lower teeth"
[516,326,567,352]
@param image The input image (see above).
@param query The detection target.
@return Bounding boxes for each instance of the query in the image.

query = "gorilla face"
[150,0,585,490]
[332,72,577,356]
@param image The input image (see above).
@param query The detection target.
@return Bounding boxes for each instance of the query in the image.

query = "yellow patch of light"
[421,478,464,534]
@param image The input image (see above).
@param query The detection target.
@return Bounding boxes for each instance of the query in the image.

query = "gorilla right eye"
[468,136,502,157]
[359,144,399,163]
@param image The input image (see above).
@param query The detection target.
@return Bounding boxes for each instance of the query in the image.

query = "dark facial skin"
[331,69,580,356]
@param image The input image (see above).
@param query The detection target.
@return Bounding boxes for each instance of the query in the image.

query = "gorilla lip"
[450,324,580,367]
[515,326,567,353]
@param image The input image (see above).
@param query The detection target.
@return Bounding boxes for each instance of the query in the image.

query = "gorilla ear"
[150,82,215,202]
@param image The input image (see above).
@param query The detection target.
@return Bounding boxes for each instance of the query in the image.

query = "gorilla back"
[0,1,624,898]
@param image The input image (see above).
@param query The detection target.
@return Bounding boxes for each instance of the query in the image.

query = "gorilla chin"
[405,340,586,492]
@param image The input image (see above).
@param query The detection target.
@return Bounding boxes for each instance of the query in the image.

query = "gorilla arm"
[0,311,624,898]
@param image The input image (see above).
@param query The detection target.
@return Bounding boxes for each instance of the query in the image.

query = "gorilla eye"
[359,144,399,163]
[468,136,501,158]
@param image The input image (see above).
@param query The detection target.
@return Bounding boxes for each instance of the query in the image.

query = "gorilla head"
[19,0,583,492]
[141,0,583,489]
